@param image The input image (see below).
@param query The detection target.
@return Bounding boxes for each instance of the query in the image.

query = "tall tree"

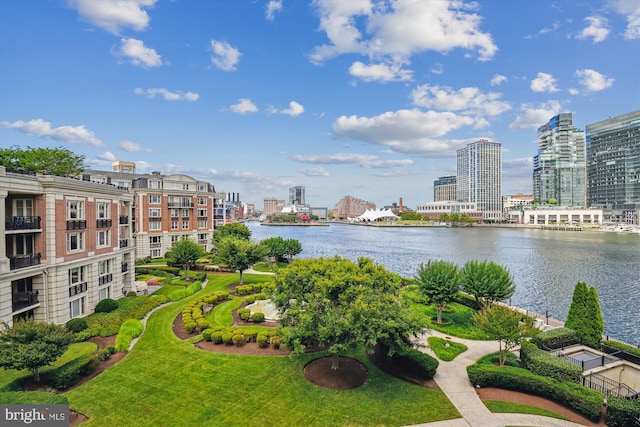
[261,236,286,267]
[565,282,604,348]
[214,236,267,284]
[414,260,460,324]
[282,238,302,263]
[212,222,251,247]
[0,319,74,382]
[0,146,85,176]
[272,256,421,370]
[165,238,205,279]
[473,304,539,366]
[459,260,516,308]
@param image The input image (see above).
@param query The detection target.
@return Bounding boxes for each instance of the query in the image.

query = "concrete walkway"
[406,330,591,427]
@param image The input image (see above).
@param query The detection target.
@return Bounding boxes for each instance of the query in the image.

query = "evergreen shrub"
[49,355,95,390]
[257,334,269,348]
[250,312,265,323]
[605,396,640,427]
[211,332,223,344]
[222,332,234,345]
[520,342,581,383]
[269,335,281,348]
[66,318,88,333]
[95,298,119,313]
[202,329,213,341]
[245,296,256,304]
[232,334,245,346]
[531,327,577,350]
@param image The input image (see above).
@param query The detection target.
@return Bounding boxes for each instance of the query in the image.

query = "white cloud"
[509,101,562,130]
[609,0,640,39]
[575,69,615,92]
[210,40,241,71]
[576,16,610,43]
[270,101,304,116]
[134,88,199,101]
[266,0,283,21]
[490,74,507,86]
[298,167,330,177]
[530,72,559,93]
[119,140,151,152]
[0,118,103,146]
[228,98,258,114]
[365,159,414,169]
[114,38,162,68]
[98,151,117,161]
[292,152,413,169]
[69,0,157,34]
[309,0,497,66]
[430,63,444,75]
[349,61,412,82]
[410,84,511,116]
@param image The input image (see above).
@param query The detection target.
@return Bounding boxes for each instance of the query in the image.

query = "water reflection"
[247,222,640,345]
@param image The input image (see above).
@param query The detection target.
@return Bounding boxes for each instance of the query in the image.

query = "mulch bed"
[303,356,368,389]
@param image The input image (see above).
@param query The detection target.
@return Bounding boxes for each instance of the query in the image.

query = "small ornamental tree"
[0,319,74,382]
[282,238,302,263]
[261,236,286,266]
[212,223,251,247]
[473,304,539,366]
[215,236,267,284]
[459,260,516,308]
[166,238,205,279]
[414,260,460,324]
[565,282,604,348]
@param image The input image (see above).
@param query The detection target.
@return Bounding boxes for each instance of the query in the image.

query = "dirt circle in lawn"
[303,356,368,389]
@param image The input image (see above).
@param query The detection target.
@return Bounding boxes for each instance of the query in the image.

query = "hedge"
[0,391,68,404]
[467,355,604,421]
[168,281,203,301]
[605,396,640,427]
[134,266,180,276]
[114,319,144,352]
[602,340,640,358]
[530,327,577,350]
[49,355,95,390]
[94,298,119,313]
[380,342,439,380]
[520,342,582,383]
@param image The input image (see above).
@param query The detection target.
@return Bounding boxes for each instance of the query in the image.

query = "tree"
[272,256,421,370]
[414,260,460,324]
[0,319,74,382]
[165,238,205,279]
[214,236,267,284]
[565,282,604,348]
[282,238,302,263]
[473,304,538,366]
[212,222,251,247]
[261,236,286,267]
[459,260,516,308]
[0,146,85,176]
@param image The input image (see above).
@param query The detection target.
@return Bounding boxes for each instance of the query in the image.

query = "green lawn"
[64,273,460,426]
[411,301,490,340]
[427,336,468,361]
[483,400,570,421]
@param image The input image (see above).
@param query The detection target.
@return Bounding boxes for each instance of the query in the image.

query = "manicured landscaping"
[410,300,491,339]
[427,336,468,361]
[483,400,570,421]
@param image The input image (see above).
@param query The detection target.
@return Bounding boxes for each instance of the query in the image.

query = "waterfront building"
[289,185,305,206]
[506,206,603,226]
[586,110,640,224]
[263,197,286,216]
[434,175,457,202]
[332,196,375,219]
[83,164,226,259]
[310,207,328,219]
[0,166,135,326]
[415,201,482,221]
[533,113,586,207]
[503,193,535,213]
[456,139,502,221]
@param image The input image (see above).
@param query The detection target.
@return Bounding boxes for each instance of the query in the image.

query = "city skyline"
[1,0,639,208]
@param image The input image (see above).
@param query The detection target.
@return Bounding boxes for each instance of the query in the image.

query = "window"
[98,260,111,275]
[99,287,111,301]
[93,177,106,184]
[150,249,162,258]
[67,200,84,219]
[149,236,162,246]
[198,184,207,192]
[149,195,160,204]
[149,222,161,230]
[182,209,190,217]
[169,196,179,205]
[171,235,179,244]
[182,220,190,229]
[149,208,161,218]
[197,209,207,217]
[183,183,190,190]
[69,266,86,285]
[198,220,207,228]
[181,197,191,206]
[97,230,110,247]
[70,297,85,318]
[67,232,85,252]
[112,181,130,188]
[97,201,110,219]
[198,197,207,205]
[171,221,179,230]
[150,180,160,189]
[170,209,179,218]
[15,199,34,217]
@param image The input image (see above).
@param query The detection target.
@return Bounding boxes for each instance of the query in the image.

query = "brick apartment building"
[332,195,375,219]
[0,166,135,326]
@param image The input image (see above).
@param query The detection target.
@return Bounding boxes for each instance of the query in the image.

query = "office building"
[586,110,640,224]
[533,113,586,207]
[434,175,457,202]
[289,186,305,206]
[456,140,502,221]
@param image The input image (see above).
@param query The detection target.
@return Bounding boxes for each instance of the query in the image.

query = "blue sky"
[1,0,639,210]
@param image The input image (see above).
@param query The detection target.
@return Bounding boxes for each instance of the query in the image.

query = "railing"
[119,215,129,224]
[96,219,113,228]
[168,202,194,208]
[565,353,619,371]
[150,242,162,248]
[198,239,208,245]
[148,216,162,221]
[12,291,40,312]
[119,239,129,248]
[9,253,41,270]
[69,282,88,297]
[582,372,638,398]
[6,216,41,230]
[98,274,113,285]
[67,220,87,230]
[601,343,640,366]
[121,262,128,273]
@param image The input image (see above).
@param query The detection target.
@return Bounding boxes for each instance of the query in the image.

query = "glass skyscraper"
[456,140,502,221]
[586,110,640,224]
[288,185,305,206]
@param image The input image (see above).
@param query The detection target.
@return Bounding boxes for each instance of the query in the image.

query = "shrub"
[126,291,137,297]
[222,332,234,345]
[257,334,269,348]
[252,284,263,291]
[202,329,213,341]
[384,343,439,380]
[95,298,119,313]
[243,331,258,342]
[520,342,582,383]
[211,331,223,344]
[196,319,210,331]
[169,281,203,302]
[237,308,251,321]
[184,322,197,334]
[602,340,640,358]
[270,335,281,349]
[606,396,640,427]
[97,348,112,361]
[49,355,95,390]
[66,318,88,333]
[254,293,268,300]
[250,312,265,323]
[531,327,577,350]
[114,319,144,352]
[245,296,256,304]
[232,334,246,346]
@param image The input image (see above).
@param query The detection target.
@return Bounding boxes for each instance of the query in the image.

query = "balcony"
[98,274,113,285]
[9,253,41,270]
[121,262,128,273]
[119,215,129,224]
[148,216,162,221]
[168,202,194,208]
[67,220,87,230]
[12,291,40,312]
[119,239,129,248]
[150,242,162,248]
[96,219,113,228]
[69,282,88,297]
[6,216,41,231]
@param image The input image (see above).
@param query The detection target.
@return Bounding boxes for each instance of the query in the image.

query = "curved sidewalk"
[407,330,590,427]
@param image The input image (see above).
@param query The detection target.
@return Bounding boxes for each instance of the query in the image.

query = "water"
[246,222,640,346]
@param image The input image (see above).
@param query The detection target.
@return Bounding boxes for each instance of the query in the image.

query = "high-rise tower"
[456,140,502,221]
[289,186,305,206]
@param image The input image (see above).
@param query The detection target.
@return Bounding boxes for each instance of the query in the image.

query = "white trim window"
[150,180,160,189]
[149,195,161,204]
[171,220,179,230]
[67,232,85,252]
[70,297,85,318]
[198,197,207,205]
[67,200,85,219]
[97,201,110,219]
[69,266,86,285]
[198,220,207,228]
[97,230,110,247]
[182,220,189,229]
[149,208,161,218]
[99,287,111,301]
[149,221,161,230]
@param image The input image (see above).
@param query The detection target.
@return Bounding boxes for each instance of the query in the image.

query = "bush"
[250,312,265,323]
[95,298,119,313]
[114,319,144,352]
[238,308,251,321]
[270,335,282,349]
[49,355,95,390]
[196,318,210,331]
[184,322,197,334]
[169,281,202,302]
[606,396,640,427]
[222,332,234,345]
[452,291,482,310]
[257,334,269,348]
[520,342,582,383]
[384,343,439,380]
[126,291,137,297]
[602,340,640,358]
[254,293,268,300]
[66,317,88,333]
[245,296,256,304]
[202,329,213,341]
[211,331,223,344]
[531,327,577,350]
[232,334,246,346]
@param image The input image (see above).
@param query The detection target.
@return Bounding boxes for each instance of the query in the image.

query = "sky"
[1,0,639,210]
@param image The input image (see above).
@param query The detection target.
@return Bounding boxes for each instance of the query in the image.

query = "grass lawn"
[483,400,570,421]
[411,301,490,340]
[64,273,460,426]
[427,336,468,361]
[149,284,185,297]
